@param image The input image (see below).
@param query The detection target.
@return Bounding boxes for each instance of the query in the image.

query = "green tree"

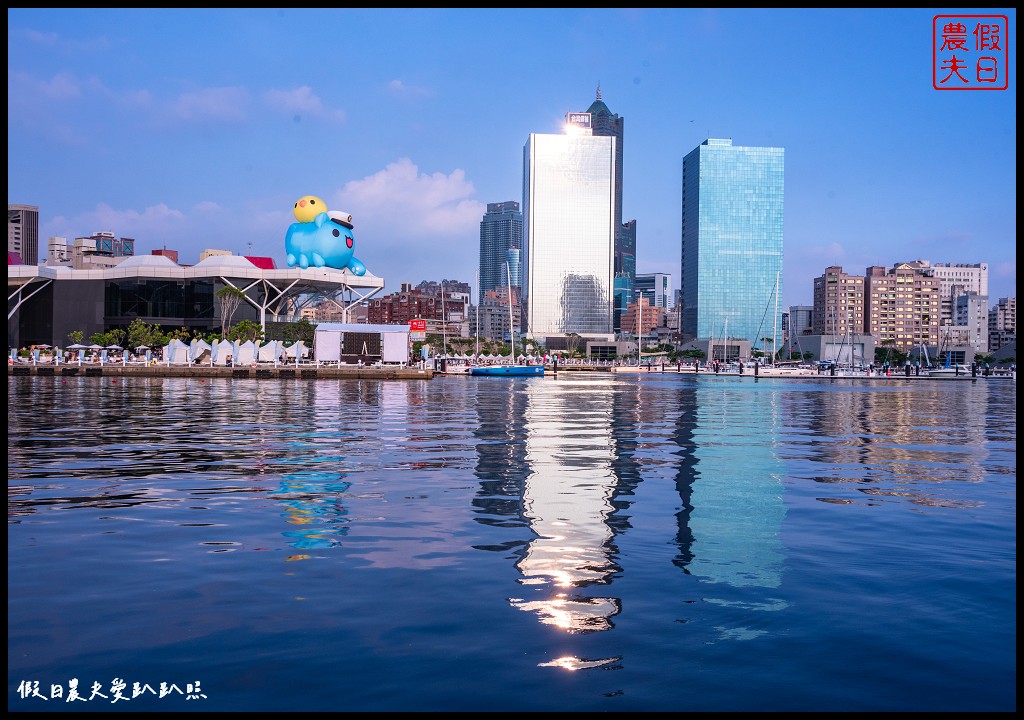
[280,318,315,344]
[126,318,167,351]
[229,319,264,343]
[166,326,192,342]
[67,330,84,346]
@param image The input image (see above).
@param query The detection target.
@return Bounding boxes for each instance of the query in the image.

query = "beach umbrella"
[67,343,87,349]
[88,344,103,350]
[37,344,52,349]
[135,345,150,352]
[106,344,123,350]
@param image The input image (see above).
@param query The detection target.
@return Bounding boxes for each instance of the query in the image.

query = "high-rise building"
[478,201,523,305]
[813,266,866,338]
[8,204,40,265]
[988,296,1016,352]
[523,128,616,340]
[900,260,988,327]
[583,87,636,332]
[680,139,784,346]
[865,264,941,351]
[634,272,673,310]
[955,293,990,352]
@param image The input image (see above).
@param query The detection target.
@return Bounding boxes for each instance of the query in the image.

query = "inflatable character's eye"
[309,199,316,206]
[332,229,340,237]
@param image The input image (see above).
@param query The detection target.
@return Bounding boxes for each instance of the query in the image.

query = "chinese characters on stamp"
[934,14,1009,90]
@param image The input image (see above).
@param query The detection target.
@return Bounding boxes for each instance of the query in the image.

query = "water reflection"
[685,383,786,590]
[270,470,351,549]
[783,382,995,507]
[469,375,792,652]
[508,378,622,633]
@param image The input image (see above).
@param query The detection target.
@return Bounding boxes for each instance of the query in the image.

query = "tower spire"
[596,83,602,101]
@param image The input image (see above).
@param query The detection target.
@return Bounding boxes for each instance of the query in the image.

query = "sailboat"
[927,329,972,380]
[471,263,544,377]
[610,297,648,373]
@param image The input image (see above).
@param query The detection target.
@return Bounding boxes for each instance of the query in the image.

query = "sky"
[7,8,1017,310]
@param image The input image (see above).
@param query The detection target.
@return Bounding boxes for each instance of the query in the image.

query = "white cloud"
[386,79,432,99]
[171,86,250,123]
[334,158,483,236]
[263,86,346,123]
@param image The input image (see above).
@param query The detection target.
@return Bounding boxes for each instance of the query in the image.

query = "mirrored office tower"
[680,138,784,346]
[478,201,523,305]
[523,132,616,338]
[584,88,636,333]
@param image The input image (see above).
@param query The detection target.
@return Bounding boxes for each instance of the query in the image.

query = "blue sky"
[7,8,1017,310]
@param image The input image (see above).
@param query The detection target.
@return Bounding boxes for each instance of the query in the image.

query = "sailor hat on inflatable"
[328,211,354,229]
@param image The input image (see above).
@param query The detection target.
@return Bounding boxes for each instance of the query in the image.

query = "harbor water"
[7,374,1016,711]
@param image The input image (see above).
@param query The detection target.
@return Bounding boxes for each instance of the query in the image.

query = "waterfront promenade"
[6,361,433,380]
[8,360,1013,382]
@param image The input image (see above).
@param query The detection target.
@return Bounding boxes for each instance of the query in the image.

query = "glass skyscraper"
[478,201,523,305]
[680,138,784,348]
[523,131,616,338]
[584,88,636,333]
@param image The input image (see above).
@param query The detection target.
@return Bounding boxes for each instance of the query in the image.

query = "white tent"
[235,340,257,365]
[285,341,306,360]
[212,339,235,365]
[190,339,213,364]
[163,338,190,365]
[258,340,286,364]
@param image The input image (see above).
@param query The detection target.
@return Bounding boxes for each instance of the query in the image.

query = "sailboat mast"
[507,262,514,362]
[441,281,447,359]
[475,271,480,359]
[772,271,779,366]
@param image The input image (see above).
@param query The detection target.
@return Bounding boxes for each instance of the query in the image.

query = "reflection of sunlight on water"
[513,380,621,632]
[538,655,621,670]
[509,593,620,633]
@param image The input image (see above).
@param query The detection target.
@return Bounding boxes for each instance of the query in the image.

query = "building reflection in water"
[471,376,790,664]
[472,377,624,647]
[682,384,786,593]
[511,378,623,634]
[790,382,991,507]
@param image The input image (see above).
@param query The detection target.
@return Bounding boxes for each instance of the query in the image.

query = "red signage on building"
[409,319,427,332]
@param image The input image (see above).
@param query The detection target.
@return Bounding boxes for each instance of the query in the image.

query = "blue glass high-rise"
[478,201,523,306]
[680,138,784,350]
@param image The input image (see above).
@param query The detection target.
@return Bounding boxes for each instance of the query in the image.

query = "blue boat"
[469,261,544,378]
[470,364,544,377]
